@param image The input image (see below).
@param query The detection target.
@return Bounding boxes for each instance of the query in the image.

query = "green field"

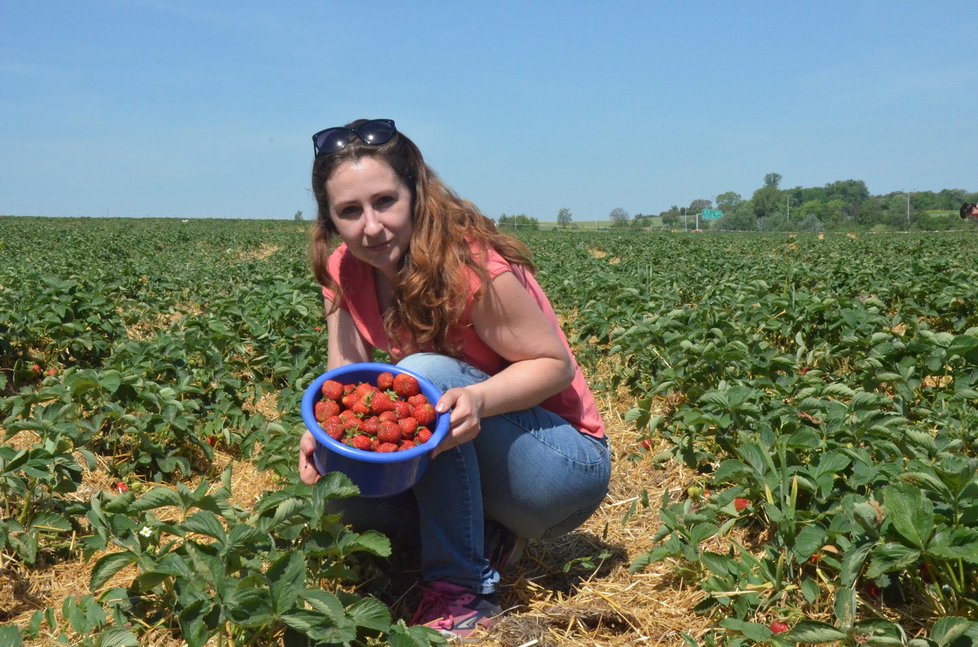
[2,217,978,645]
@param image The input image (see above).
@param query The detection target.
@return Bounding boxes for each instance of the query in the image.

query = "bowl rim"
[301,362,450,464]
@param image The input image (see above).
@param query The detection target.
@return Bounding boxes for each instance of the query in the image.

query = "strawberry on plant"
[207,436,217,447]
[321,380,344,401]
[377,371,395,390]
[115,482,128,494]
[46,368,57,377]
[770,622,789,634]
[393,373,421,398]
[31,364,41,374]
[734,498,751,512]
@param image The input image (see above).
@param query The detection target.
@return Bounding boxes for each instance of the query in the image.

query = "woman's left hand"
[431,386,484,458]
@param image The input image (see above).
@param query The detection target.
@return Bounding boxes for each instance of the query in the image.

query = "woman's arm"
[432,271,575,456]
[325,297,372,369]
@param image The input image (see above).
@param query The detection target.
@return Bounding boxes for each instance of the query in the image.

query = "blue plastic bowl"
[301,362,449,498]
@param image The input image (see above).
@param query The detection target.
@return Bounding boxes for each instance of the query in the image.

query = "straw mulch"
[4,392,712,646]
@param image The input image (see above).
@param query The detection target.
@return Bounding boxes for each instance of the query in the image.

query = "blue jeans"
[329,353,611,594]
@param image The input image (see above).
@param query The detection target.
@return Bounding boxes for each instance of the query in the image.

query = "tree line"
[609,174,978,232]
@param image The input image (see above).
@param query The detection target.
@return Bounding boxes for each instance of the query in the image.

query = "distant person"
[960,202,978,220]
[298,118,611,641]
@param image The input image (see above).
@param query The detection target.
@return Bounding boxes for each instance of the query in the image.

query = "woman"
[298,118,611,641]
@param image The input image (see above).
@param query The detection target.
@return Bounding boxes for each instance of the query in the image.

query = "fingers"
[430,387,482,458]
[298,430,321,485]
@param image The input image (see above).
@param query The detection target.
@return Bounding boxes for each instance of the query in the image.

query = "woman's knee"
[395,353,488,390]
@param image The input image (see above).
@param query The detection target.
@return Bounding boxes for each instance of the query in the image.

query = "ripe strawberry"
[343,383,355,395]
[407,393,428,407]
[734,498,751,512]
[377,371,395,390]
[399,439,417,451]
[46,368,57,377]
[31,364,42,374]
[207,436,217,447]
[376,442,399,453]
[394,401,412,419]
[322,418,345,440]
[641,439,652,450]
[770,622,789,634]
[321,380,344,401]
[343,417,363,434]
[412,403,437,427]
[416,428,433,445]
[314,326,321,332]
[314,400,338,422]
[115,482,128,494]
[369,392,396,414]
[379,410,398,423]
[351,399,370,417]
[398,416,419,439]
[355,382,376,399]
[393,373,421,398]
[362,416,380,436]
[339,409,357,423]
[341,392,359,409]
[377,420,402,444]
[350,435,372,451]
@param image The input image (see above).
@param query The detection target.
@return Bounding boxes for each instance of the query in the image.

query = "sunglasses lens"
[313,128,350,156]
[357,120,396,145]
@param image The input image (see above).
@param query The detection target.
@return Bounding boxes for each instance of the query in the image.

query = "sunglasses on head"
[312,119,397,158]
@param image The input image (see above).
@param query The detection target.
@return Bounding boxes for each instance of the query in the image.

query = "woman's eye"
[376,196,396,209]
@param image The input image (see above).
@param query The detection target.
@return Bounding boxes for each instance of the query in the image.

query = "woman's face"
[326,157,413,279]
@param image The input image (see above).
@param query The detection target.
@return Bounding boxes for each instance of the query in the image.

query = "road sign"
[701,209,723,220]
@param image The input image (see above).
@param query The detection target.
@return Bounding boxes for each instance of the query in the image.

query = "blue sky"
[2,1,976,221]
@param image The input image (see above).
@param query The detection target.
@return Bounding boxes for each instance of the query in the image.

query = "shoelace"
[410,585,476,627]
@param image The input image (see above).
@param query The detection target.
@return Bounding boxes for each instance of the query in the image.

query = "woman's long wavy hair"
[310,119,534,356]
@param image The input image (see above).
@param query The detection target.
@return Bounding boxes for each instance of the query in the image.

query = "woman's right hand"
[298,430,321,485]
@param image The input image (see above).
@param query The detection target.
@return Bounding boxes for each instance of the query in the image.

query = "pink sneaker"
[410,581,502,642]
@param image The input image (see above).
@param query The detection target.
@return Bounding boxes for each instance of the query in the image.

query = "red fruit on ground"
[46,368,57,377]
[377,420,402,444]
[31,364,42,374]
[314,326,322,332]
[321,380,344,401]
[398,416,419,439]
[641,439,652,450]
[207,436,217,447]
[412,403,437,427]
[393,373,421,398]
[734,498,751,512]
[770,622,789,634]
[377,371,395,390]
[115,482,128,494]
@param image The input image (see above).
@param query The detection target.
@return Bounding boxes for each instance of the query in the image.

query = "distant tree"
[498,213,539,230]
[753,173,783,219]
[557,207,573,228]
[294,210,303,221]
[717,201,757,231]
[716,191,742,214]
[660,206,680,226]
[689,199,712,213]
[609,207,630,226]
